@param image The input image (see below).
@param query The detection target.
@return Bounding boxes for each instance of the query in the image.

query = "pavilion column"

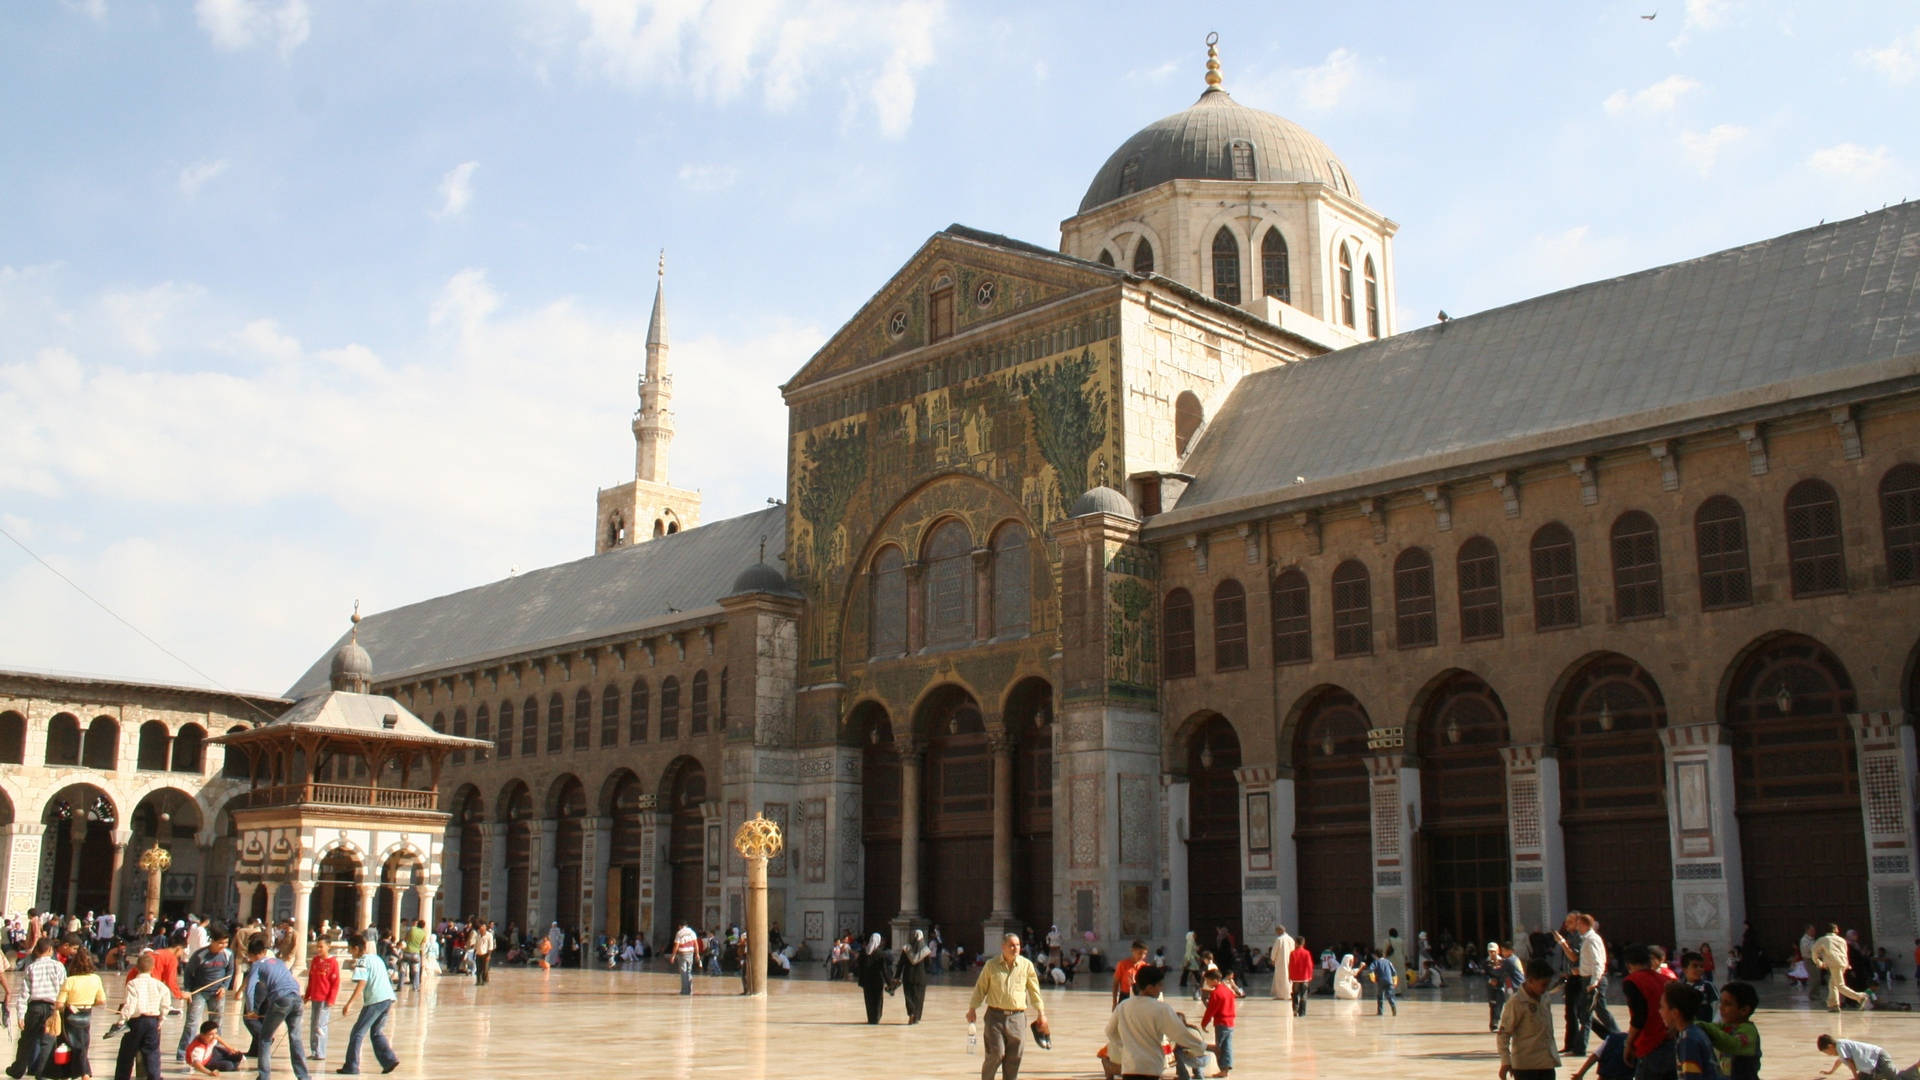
[289,880,313,968]
[893,739,924,943]
[260,880,281,927]
[233,879,257,923]
[106,828,131,921]
[983,731,1016,946]
[355,883,379,936]
[413,885,440,943]
[387,884,405,938]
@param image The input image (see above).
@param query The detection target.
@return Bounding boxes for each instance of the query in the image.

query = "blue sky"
[3,0,1917,696]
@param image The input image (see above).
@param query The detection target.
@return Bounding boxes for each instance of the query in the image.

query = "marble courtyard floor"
[39,967,1920,1077]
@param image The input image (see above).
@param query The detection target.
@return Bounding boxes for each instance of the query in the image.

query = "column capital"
[288,879,314,897]
[1661,722,1725,750]
[985,731,1015,755]
[1498,743,1552,767]
[1232,765,1278,786]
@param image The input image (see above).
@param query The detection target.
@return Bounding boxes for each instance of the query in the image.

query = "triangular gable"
[782,226,1125,395]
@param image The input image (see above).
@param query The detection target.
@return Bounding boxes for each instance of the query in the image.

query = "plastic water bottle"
[967,1022,979,1054]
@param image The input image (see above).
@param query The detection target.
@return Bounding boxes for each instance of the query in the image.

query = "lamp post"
[731,812,784,997]
[138,842,173,931]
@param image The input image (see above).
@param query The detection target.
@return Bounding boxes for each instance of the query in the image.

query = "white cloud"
[434,161,479,220]
[1602,74,1700,116]
[568,0,946,138]
[1678,124,1747,175]
[1858,28,1920,85]
[177,158,230,197]
[99,281,204,355]
[1808,142,1891,179]
[194,0,311,56]
[1683,0,1733,31]
[676,163,739,192]
[1293,47,1359,111]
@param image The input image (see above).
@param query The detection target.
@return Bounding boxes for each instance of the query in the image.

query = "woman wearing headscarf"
[1181,931,1200,988]
[856,932,890,1024]
[898,929,932,1024]
[1334,953,1362,999]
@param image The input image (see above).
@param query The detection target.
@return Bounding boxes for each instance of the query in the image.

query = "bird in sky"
[1642,11,1657,19]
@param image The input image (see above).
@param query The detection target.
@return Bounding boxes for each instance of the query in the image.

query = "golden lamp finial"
[349,600,361,639]
[1204,31,1223,90]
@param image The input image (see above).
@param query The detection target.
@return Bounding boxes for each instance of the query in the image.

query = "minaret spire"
[635,250,674,485]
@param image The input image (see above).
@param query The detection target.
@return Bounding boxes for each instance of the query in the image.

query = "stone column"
[1363,724,1409,945]
[233,879,257,923]
[1663,722,1742,951]
[1162,774,1190,941]
[289,880,313,968]
[971,548,993,642]
[1851,711,1920,945]
[1,823,46,916]
[1501,745,1563,942]
[586,816,613,942]
[892,740,924,944]
[533,820,558,930]
[386,884,405,938]
[413,885,440,940]
[106,829,131,921]
[355,883,379,936]
[904,564,926,652]
[194,841,217,916]
[261,880,281,927]
[1232,766,1282,942]
[983,731,1017,945]
[439,829,462,922]
[1269,772,1300,931]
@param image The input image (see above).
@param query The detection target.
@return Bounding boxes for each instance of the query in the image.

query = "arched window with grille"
[923,520,975,648]
[1611,511,1664,619]
[1457,536,1502,640]
[1097,248,1115,267]
[1163,589,1195,678]
[991,524,1030,638]
[1694,495,1751,609]
[1786,479,1847,596]
[1531,523,1580,629]
[1331,560,1372,657]
[869,546,907,658]
[522,697,539,756]
[1338,243,1356,327]
[1213,579,1248,671]
[659,677,680,739]
[1363,256,1380,338]
[1270,569,1311,664]
[1211,228,1241,304]
[497,700,514,758]
[690,671,710,734]
[1228,139,1256,180]
[1261,227,1290,303]
[1884,463,1920,585]
[546,693,565,753]
[601,685,621,746]
[565,690,585,750]
[1133,238,1154,275]
[1393,548,1436,648]
[473,705,490,761]
[630,679,650,742]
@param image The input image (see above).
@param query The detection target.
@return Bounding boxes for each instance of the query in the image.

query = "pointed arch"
[1211,227,1241,304]
[1132,237,1154,275]
[1363,255,1380,338]
[1261,227,1290,303]
[1337,242,1356,327]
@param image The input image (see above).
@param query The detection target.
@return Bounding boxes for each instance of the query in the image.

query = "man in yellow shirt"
[966,934,1048,1080]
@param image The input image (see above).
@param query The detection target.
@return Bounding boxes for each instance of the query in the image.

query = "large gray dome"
[730,561,798,597]
[1079,88,1359,214]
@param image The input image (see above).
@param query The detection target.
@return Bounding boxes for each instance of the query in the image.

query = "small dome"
[1079,88,1359,214]
[1069,486,1137,520]
[330,638,372,692]
[730,562,797,596]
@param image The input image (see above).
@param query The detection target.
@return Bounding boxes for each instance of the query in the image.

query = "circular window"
[974,280,996,308]
[887,310,909,338]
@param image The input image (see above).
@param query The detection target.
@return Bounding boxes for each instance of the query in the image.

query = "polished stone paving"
[24,966,1920,1077]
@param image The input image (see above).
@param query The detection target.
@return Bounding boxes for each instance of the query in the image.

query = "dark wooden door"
[1740,808,1868,956]
[1295,830,1371,950]
[926,835,992,954]
[1015,731,1053,931]
[555,821,584,934]
[926,729,992,955]
[458,823,484,918]
[1423,829,1511,949]
[1187,717,1243,942]
[670,813,704,931]
[506,823,531,929]
[863,741,902,936]
[1563,818,1674,947]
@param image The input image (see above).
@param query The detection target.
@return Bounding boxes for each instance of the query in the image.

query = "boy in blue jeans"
[1372,952,1398,1016]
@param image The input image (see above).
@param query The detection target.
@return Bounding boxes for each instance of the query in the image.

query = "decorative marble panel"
[766,803,790,878]
[1864,755,1905,836]
[838,797,861,891]
[1070,774,1100,868]
[804,910,825,942]
[1510,772,1540,850]
[1118,773,1153,868]
[803,798,827,884]
[1372,781,1399,860]
[1675,862,1723,880]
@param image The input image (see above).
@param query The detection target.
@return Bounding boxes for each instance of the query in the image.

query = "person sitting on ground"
[1569,1031,1632,1080]
[186,1019,245,1074]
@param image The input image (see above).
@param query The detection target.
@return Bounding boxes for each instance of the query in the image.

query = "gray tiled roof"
[1161,205,1920,528]
[218,691,479,747]
[286,506,787,698]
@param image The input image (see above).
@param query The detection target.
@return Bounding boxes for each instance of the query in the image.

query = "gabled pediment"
[782,225,1126,396]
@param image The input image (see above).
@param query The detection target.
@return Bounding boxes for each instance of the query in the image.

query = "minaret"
[594,250,702,553]
[635,251,673,484]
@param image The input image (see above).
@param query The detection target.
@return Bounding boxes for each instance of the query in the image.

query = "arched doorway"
[126,788,203,923]
[376,851,426,934]
[1006,678,1054,934]
[1291,688,1373,949]
[313,848,361,932]
[500,782,534,932]
[1186,714,1243,943]
[605,771,646,939]
[918,686,992,955]
[1554,654,1673,947]
[550,776,587,939]
[43,785,116,914]
[1416,673,1511,949]
[1727,634,1867,954]
[451,786,485,921]
[666,758,708,932]
[854,702,901,938]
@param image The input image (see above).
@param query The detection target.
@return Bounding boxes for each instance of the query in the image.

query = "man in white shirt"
[1812,923,1869,1011]
[672,924,701,996]
[1270,925,1295,1002]
[473,922,495,986]
[1104,966,1204,1079]
[186,917,210,957]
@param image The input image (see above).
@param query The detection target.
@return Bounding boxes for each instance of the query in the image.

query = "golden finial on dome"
[1204,31,1223,90]
[350,599,361,638]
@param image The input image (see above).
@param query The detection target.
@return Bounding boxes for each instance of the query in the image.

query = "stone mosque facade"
[5,46,1918,965]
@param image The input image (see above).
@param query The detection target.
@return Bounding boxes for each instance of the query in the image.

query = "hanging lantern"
[1774,683,1793,714]
[1597,700,1614,732]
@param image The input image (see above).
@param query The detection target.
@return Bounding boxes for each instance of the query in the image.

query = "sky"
[3,0,1917,697]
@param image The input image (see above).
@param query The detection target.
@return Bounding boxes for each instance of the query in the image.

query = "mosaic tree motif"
[1020,349,1108,508]
[796,422,869,577]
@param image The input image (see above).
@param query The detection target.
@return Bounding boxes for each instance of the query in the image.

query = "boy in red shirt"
[1112,940,1149,1008]
[1287,936,1314,1017]
[1200,968,1237,1077]
[305,944,341,1060]
[185,1019,244,1074]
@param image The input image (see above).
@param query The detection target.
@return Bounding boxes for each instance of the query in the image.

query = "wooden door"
[1740,808,1868,957]
[1186,717,1243,942]
[1563,818,1674,947]
[1296,830,1371,949]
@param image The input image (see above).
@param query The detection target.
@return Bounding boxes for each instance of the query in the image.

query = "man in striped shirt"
[4,941,63,1080]
[115,952,172,1080]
